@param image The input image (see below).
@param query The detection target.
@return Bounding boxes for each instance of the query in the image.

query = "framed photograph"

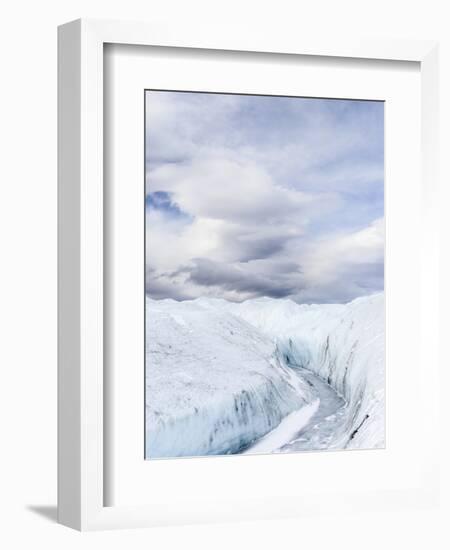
[58,19,440,530]
[143,89,386,460]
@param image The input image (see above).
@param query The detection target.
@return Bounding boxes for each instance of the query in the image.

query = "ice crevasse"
[145,293,384,458]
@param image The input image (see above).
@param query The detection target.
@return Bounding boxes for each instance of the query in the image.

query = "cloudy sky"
[145,90,384,304]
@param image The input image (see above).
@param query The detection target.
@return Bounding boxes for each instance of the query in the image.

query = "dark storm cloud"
[184,258,298,299]
[145,270,194,301]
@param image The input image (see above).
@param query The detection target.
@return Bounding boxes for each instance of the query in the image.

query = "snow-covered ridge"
[145,299,315,458]
[145,293,384,458]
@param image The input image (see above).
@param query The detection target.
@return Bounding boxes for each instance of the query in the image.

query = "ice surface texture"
[145,293,384,458]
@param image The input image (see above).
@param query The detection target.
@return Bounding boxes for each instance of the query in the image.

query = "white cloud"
[147,157,314,222]
[291,219,385,302]
[301,218,384,283]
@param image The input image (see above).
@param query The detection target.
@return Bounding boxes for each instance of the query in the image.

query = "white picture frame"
[58,18,440,531]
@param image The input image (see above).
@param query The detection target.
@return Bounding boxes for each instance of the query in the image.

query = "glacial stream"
[242,367,348,454]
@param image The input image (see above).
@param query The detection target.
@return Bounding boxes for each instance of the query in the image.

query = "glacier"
[145,293,384,459]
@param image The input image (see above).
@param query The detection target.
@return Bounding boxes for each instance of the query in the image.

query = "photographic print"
[145,90,384,459]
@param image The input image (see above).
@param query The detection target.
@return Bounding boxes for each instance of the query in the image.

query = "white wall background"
[0,1,449,548]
